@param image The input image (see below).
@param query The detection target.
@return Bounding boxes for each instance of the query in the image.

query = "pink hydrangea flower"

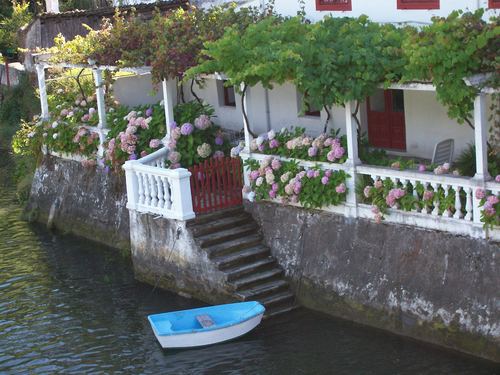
[374,180,383,189]
[475,188,486,200]
[149,139,161,149]
[271,159,281,170]
[363,186,372,198]
[321,176,329,185]
[423,190,434,201]
[335,183,346,193]
[495,175,500,183]
[333,146,345,159]
[180,123,194,136]
[293,181,302,195]
[371,206,380,214]
[140,151,148,158]
[418,164,426,172]
[272,183,279,192]
[308,147,318,157]
[269,139,279,149]
[487,195,499,205]
[313,170,320,178]
[306,169,315,179]
[256,177,264,187]
[325,170,332,178]
[284,184,294,195]
[194,115,212,130]
[168,151,181,164]
[249,170,260,181]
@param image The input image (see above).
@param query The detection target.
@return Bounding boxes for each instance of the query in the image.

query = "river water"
[0,157,499,374]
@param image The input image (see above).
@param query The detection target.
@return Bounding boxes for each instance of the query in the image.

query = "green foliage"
[296,16,407,110]
[173,100,214,125]
[152,4,260,83]
[455,144,500,177]
[0,74,39,147]
[187,16,306,91]
[244,157,348,209]
[403,10,500,125]
[0,1,32,56]
[478,192,500,229]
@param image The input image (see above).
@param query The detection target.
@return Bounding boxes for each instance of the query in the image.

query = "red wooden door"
[367,89,406,151]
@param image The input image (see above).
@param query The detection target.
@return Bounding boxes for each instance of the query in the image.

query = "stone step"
[190,213,253,237]
[225,257,277,282]
[206,234,263,259]
[197,223,260,248]
[264,304,299,319]
[259,291,295,309]
[235,279,289,301]
[230,268,284,291]
[187,206,244,226]
[215,245,270,270]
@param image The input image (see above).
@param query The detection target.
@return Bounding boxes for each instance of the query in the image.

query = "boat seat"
[196,314,215,328]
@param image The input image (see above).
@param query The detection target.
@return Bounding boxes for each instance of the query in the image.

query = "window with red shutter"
[489,0,500,9]
[397,0,440,10]
[316,0,352,11]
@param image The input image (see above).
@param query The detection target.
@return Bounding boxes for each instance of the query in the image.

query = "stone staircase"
[187,206,298,318]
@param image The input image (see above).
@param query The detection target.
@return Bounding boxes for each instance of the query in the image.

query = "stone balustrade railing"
[241,152,499,241]
[123,147,195,221]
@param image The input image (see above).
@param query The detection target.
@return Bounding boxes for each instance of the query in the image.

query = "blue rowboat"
[148,301,265,348]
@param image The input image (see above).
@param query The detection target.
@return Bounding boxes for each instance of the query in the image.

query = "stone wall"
[27,156,130,251]
[129,211,234,304]
[245,201,500,362]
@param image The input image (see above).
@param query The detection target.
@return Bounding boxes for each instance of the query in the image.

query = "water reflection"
[0,180,498,374]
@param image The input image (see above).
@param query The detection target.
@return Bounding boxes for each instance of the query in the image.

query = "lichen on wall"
[245,201,500,362]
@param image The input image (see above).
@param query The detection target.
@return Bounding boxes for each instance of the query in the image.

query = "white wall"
[113,75,163,108]
[273,0,499,24]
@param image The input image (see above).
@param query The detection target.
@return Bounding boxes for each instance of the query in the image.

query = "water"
[0,159,499,374]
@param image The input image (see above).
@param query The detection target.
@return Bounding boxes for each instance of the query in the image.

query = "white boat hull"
[151,313,264,349]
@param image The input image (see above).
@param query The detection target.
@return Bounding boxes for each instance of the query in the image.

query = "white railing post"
[344,101,361,218]
[123,160,140,211]
[241,82,253,153]
[162,78,175,139]
[169,168,195,220]
[35,64,49,120]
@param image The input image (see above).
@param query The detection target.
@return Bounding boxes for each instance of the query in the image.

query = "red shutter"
[489,0,500,9]
[316,0,352,11]
[397,0,440,9]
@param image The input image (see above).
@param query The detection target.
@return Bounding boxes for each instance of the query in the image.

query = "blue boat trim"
[148,301,265,337]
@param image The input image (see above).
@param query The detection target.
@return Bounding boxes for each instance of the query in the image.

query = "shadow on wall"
[113,75,163,107]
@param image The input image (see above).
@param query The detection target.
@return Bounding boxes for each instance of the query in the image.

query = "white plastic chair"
[432,139,454,166]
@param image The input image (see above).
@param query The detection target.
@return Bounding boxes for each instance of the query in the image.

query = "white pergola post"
[35,64,49,120]
[473,94,491,182]
[92,68,107,129]
[162,78,175,139]
[344,101,360,218]
[93,68,107,159]
[345,101,361,166]
[240,83,253,152]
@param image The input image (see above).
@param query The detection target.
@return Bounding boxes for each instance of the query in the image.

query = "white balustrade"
[241,151,499,240]
[123,147,195,221]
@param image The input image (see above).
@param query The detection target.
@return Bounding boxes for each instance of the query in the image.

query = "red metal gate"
[189,157,243,214]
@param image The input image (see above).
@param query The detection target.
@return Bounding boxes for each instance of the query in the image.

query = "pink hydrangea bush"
[244,157,349,208]
[476,188,500,228]
[250,127,348,164]
[362,178,463,222]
